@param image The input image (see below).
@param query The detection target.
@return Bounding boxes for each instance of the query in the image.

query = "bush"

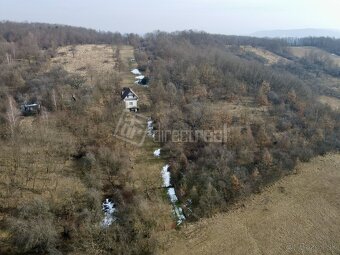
[8,198,59,254]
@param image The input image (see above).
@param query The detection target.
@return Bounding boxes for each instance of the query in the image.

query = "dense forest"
[0,22,339,254]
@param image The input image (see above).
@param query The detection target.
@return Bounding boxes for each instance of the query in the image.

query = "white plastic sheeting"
[131,68,141,75]
[154,148,161,157]
[147,119,155,138]
[161,164,171,187]
[135,75,145,80]
[101,199,116,227]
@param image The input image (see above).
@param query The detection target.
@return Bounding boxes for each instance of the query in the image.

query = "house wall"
[124,99,138,109]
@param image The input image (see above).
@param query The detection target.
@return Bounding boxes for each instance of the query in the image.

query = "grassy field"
[289,46,340,67]
[319,95,340,111]
[241,46,290,65]
[51,44,117,76]
[158,153,340,255]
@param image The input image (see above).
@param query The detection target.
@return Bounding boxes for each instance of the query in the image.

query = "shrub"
[8,198,59,254]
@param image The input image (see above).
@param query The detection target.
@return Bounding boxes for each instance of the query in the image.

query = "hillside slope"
[160,153,340,255]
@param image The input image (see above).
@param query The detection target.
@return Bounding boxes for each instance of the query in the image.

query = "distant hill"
[251,29,340,38]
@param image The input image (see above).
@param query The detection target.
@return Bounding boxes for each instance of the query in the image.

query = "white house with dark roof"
[121,87,139,112]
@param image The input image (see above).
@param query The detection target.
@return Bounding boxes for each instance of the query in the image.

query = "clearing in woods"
[158,153,340,255]
[116,45,174,229]
[289,46,340,67]
[51,44,117,76]
[119,45,151,107]
[240,46,290,65]
[55,44,173,227]
[319,95,340,111]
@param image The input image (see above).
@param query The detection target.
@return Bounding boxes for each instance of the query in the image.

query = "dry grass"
[124,137,175,230]
[241,46,290,65]
[158,153,340,255]
[118,45,152,108]
[113,47,173,228]
[316,76,340,93]
[0,115,79,209]
[319,96,340,111]
[119,45,135,85]
[289,46,340,67]
[207,98,268,128]
[51,44,116,76]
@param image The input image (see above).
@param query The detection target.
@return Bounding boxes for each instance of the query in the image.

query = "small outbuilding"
[121,87,139,112]
[21,103,41,116]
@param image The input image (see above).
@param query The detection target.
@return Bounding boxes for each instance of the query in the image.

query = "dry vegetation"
[0,40,165,254]
[241,46,290,65]
[113,45,174,229]
[1,23,340,255]
[119,45,152,108]
[319,95,340,111]
[51,44,117,77]
[207,97,269,128]
[289,46,340,66]
[159,153,340,255]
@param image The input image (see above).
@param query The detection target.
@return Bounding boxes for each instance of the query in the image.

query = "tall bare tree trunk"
[52,89,57,111]
[6,53,12,65]
[6,96,20,137]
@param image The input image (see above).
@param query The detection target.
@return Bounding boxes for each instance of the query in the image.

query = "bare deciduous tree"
[6,96,20,136]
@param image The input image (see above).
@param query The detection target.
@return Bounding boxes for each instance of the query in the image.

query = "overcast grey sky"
[0,0,339,35]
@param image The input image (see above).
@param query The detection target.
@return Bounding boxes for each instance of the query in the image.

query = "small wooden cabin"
[121,87,139,112]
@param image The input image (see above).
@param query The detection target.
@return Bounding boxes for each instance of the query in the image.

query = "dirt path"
[158,153,340,255]
[117,46,174,229]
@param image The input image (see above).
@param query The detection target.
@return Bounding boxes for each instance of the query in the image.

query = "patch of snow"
[135,75,145,80]
[161,165,186,225]
[131,69,141,75]
[147,119,155,138]
[174,206,186,225]
[167,187,178,203]
[101,199,117,227]
[161,164,171,187]
[154,148,161,157]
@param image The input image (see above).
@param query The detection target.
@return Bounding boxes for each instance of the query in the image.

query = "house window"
[129,102,133,106]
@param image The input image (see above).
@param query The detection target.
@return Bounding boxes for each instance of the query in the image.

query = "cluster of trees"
[142,31,340,218]
[0,21,142,67]
[288,36,340,55]
[0,21,114,48]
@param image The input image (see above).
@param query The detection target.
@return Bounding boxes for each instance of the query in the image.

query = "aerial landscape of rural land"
[0,0,339,254]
